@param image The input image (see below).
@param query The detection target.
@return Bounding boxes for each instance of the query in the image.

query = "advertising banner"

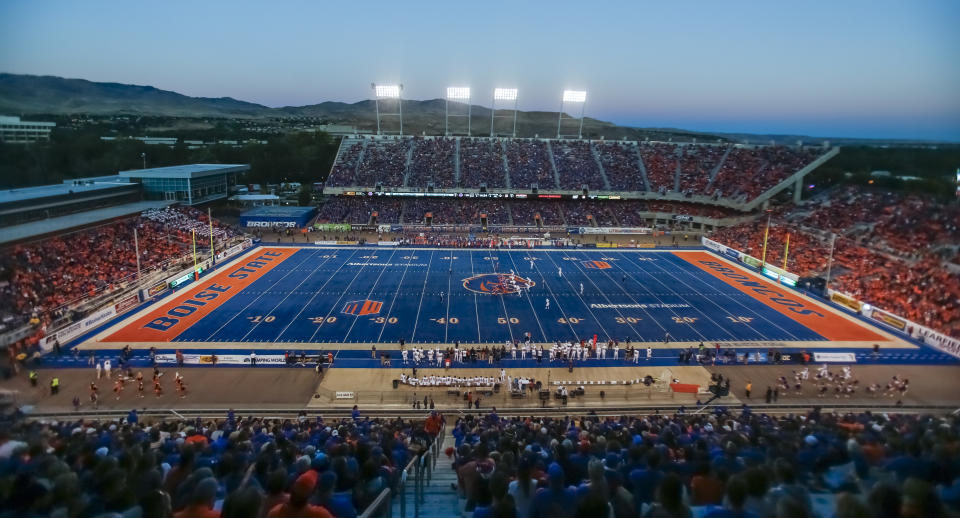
[701,237,724,253]
[147,281,168,298]
[154,353,286,365]
[41,305,117,349]
[813,352,857,363]
[911,326,960,358]
[829,291,863,313]
[740,255,762,268]
[377,241,400,246]
[114,294,140,314]
[868,307,907,331]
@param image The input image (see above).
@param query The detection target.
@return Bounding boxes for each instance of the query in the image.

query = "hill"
[0,73,710,140]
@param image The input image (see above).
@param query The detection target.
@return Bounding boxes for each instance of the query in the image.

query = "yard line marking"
[527,250,581,343]
[200,249,320,341]
[307,251,385,343]
[410,250,436,343]
[504,251,549,342]
[445,253,454,342]
[640,252,802,341]
[376,252,418,343]
[342,248,400,341]
[674,251,886,341]
[239,250,342,341]
[541,251,616,342]
[570,249,715,341]
[605,251,737,341]
[483,252,515,344]
[468,252,484,344]
[274,249,362,341]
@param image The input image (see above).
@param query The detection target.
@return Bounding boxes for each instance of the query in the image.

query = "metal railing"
[359,487,392,518]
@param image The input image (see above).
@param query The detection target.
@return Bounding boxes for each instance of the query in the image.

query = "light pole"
[558,90,587,139]
[445,86,471,136]
[491,88,518,137]
[371,83,403,135]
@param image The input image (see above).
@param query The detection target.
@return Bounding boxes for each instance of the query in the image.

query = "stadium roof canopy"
[119,164,249,179]
[0,180,135,204]
[0,200,173,245]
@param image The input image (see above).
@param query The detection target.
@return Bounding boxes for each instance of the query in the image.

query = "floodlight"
[494,88,518,101]
[374,84,401,98]
[562,90,587,103]
[446,87,471,100]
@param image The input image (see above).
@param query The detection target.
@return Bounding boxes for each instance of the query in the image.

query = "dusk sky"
[1,0,959,140]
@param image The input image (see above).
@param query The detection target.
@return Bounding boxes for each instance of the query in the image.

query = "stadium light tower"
[557,89,587,139]
[490,88,518,137]
[445,86,471,136]
[371,83,403,135]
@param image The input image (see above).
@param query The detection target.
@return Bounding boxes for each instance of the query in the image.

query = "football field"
[99,246,893,347]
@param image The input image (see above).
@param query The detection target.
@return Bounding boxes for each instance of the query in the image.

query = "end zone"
[102,247,297,342]
[673,251,889,342]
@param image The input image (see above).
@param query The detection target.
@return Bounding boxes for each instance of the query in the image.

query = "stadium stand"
[504,140,555,190]
[0,412,441,518]
[595,142,647,192]
[709,189,960,338]
[407,137,457,189]
[0,207,240,331]
[458,139,508,189]
[324,137,830,209]
[552,140,607,190]
[444,409,960,518]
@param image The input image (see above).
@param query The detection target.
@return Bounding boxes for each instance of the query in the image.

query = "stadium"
[1,5,959,517]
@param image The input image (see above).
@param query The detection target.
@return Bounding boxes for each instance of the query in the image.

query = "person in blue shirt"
[530,462,577,518]
[703,476,758,518]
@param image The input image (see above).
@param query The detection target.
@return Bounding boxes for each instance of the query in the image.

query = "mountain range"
[0,73,715,141]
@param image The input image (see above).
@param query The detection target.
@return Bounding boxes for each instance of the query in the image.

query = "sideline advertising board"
[829,290,863,313]
[40,305,117,349]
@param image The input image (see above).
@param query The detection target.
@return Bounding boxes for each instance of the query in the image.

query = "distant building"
[0,115,56,143]
[120,164,249,205]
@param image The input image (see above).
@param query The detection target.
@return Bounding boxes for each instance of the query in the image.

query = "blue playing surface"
[164,247,833,345]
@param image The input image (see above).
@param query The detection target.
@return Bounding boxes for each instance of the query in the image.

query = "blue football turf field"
[124,247,849,345]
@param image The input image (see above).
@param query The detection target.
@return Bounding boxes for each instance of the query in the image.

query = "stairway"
[392,427,460,518]
[421,429,460,518]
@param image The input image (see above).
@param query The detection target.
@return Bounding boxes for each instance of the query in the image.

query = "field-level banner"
[673,251,887,342]
[103,248,297,342]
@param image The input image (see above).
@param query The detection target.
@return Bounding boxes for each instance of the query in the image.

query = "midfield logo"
[462,273,535,295]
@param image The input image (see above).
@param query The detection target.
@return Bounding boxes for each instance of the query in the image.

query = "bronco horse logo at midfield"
[462,273,536,295]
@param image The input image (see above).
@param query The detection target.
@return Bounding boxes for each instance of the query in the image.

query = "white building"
[0,115,56,143]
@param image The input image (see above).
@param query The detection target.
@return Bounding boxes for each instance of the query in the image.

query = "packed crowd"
[505,140,556,190]
[510,202,565,227]
[353,139,409,187]
[553,141,606,190]
[595,142,647,192]
[460,139,509,189]
[710,146,821,202]
[407,137,457,189]
[325,137,826,205]
[448,409,960,518]
[0,411,442,518]
[0,208,238,328]
[709,188,960,337]
[314,197,403,224]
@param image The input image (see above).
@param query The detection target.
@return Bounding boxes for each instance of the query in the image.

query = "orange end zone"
[673,251,887,342]
[103,248,297,342]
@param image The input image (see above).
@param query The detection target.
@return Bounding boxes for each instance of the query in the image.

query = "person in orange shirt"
[267,471,333,518]
[174,477,220,518]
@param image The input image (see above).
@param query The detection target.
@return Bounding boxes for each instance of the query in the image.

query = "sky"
[1,0,959,141]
